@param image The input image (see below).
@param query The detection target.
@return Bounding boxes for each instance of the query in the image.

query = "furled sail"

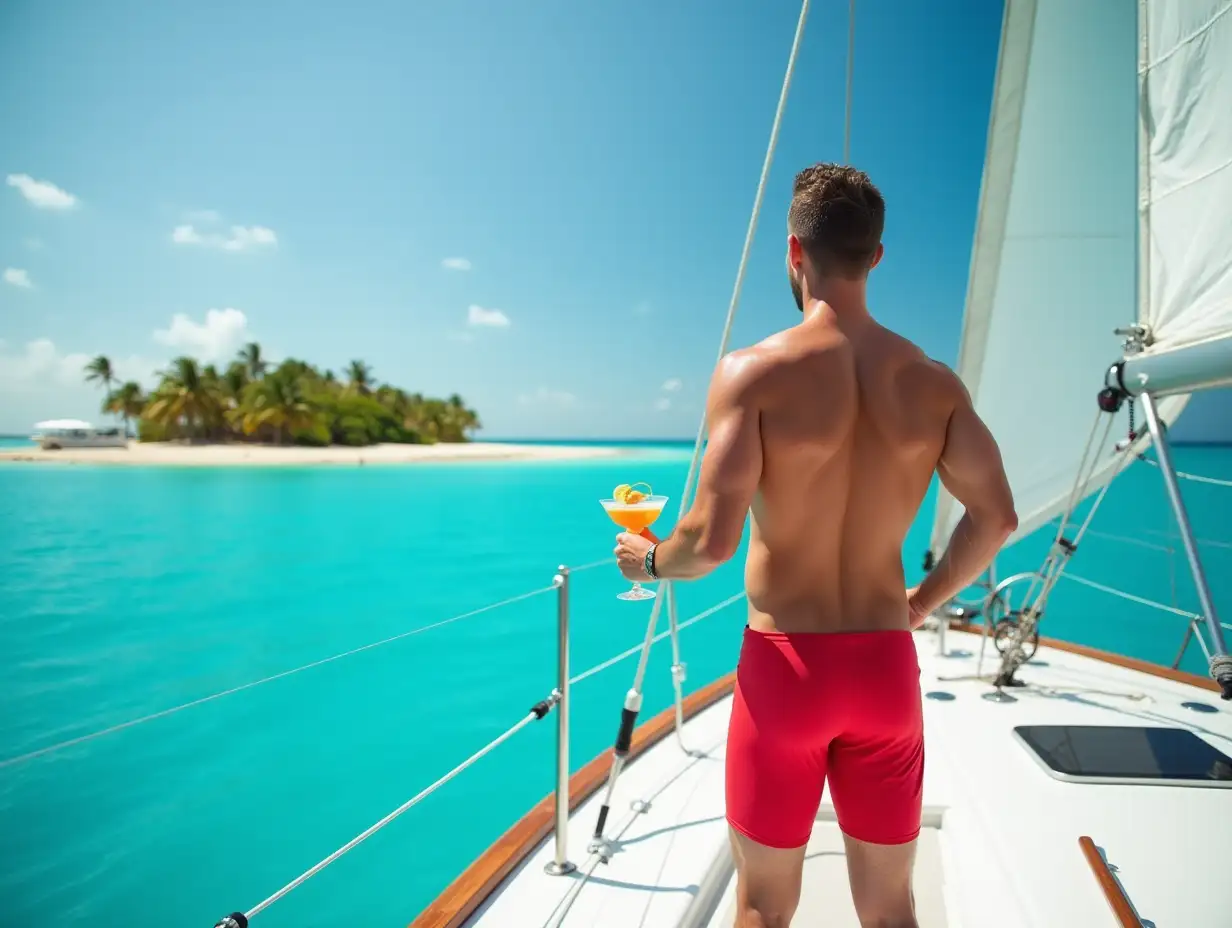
[1120,1,1232,390]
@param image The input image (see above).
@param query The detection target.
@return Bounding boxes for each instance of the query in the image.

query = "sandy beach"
[0,441,627,467]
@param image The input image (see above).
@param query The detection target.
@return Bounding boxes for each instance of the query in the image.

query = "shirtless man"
[615,163,1018,928]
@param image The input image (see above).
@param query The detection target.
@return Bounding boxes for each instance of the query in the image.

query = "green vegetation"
[84,343,480,446]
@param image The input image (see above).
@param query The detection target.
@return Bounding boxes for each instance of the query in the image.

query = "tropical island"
[0,344,626,466]
[85,343,480,446]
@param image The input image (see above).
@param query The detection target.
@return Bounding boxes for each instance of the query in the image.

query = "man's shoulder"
[719,329,807,377]
[876,329,966,393]
[712,345,771,396]
[917,355,968,399]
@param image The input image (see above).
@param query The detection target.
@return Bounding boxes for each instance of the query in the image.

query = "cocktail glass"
[600,494,669,601]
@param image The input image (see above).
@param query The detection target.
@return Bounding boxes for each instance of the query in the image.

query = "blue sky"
[0,0,1227,440]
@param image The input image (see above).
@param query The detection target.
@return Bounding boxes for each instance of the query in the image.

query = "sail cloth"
[1139,1,1232,352]
[931,0,1151,554]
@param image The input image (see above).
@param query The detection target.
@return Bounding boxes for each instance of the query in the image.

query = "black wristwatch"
[643,543,659,580]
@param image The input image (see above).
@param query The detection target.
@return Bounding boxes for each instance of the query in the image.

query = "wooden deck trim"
[951,621,1220,693]
[408,672,737,928]
[1078,836,1141,927]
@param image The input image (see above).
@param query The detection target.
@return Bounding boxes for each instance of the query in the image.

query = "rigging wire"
[590,0,813,847]
[991,412,1130,684]
[215,591,743,924]
[1141,526,1232,550]
[1135,454,1232,488]
[0,563,614,770]
[1078,525,1174,553]
[1062,570,1232,633]
[238,704,549,922]
[568,592,746,686]
[844,0,855,163]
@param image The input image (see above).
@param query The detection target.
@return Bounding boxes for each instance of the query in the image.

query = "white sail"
[931,0,1151,553]
[1137,1,1232,353]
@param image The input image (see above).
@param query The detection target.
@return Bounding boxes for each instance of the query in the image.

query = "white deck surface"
[705,820,949,927]
[466,627,1232,928]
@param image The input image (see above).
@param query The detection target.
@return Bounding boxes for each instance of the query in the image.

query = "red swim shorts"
[726,626,923,848]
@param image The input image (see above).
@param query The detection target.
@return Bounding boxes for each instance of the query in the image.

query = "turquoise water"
[0,445,1228,927]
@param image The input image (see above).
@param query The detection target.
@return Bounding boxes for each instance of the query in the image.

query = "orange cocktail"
[600,483,669,601]
[606,504,664,536]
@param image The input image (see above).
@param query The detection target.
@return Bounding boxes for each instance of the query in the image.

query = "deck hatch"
[1012,724,1232,787]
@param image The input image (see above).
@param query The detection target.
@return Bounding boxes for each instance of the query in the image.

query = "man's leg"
[842,834,918,928]
[725,629,830,926]
[729,828,806,928]
[826,632,924,928]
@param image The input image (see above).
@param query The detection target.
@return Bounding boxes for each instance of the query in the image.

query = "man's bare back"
[612,162,1017,928]
[742,311,955,635]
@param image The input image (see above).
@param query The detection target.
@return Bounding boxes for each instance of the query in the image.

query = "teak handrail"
[1078,836,1141,927]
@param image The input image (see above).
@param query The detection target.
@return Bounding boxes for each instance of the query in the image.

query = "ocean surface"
[0,441,1228,927]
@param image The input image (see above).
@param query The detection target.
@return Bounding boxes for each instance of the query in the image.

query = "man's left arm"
[617,354,763,582]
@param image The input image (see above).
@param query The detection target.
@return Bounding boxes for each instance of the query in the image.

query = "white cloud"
[171,223,277,252]
[519,387,578,408]
[0,338,164,432]
[0,339,160,389]
[467,304,511,328]
[152,308,250,362]
[654,397,672,412]
[441,257,472,271]
[4,268,33,289]
[6,174,78,210]
[0,339,84,384]
[661,377,682,392]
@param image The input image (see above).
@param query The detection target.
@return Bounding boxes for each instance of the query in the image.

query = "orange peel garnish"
[613,482,653,504]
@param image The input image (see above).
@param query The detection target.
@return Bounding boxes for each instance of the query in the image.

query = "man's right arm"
[910,380,1018,619]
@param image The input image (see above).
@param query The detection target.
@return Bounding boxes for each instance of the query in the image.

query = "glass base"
[617,584,656,602]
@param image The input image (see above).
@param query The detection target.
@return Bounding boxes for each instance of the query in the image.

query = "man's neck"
[801,296,870,329]
[799,275,869,325]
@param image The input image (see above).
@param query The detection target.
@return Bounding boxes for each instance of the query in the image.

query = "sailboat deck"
[462,626,1231,928]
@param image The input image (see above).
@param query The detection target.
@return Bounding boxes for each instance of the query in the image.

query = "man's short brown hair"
[787,163,884,279]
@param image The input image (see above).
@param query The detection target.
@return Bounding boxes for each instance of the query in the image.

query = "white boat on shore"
[31,419,127,450]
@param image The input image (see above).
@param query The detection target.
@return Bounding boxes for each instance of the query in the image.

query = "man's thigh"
[729,827,807,925]
[842,833,918,925]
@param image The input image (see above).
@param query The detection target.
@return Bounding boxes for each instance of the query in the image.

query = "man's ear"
[869,242,885,270]
[787,233,804,269]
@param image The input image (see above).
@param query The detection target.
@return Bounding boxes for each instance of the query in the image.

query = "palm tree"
[346,359,373,395]
[233,370,320,444]
[222,361,249,406]
[144,356,220,440]
[103,381,146,438]
[125,346,475,446]
[275,358,318,384]
[199,365,227,439]
[84,355,117,425]
[237,342,268,381]
[449,393,481,437]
